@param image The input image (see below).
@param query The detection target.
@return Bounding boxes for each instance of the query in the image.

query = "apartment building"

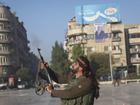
[0,5,30,77]
[126,25,140,75]
[65,17,140,75]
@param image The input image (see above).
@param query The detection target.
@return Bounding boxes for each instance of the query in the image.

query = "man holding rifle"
[39,55,99,105]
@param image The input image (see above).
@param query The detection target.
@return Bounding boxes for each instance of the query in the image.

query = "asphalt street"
[0,83,139,105]
[95,83,140,105]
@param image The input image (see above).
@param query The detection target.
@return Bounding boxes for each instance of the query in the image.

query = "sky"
[1,0,140,61]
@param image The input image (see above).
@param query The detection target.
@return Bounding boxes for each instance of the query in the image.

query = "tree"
[51,41,69,74]
[88,53,110,79]
[71,44,84,61]
[16,67,32,81]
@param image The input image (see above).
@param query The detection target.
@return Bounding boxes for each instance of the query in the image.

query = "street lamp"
[108,46,113,82]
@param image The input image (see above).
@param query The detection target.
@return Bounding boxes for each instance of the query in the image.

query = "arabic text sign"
[75,4,121,24]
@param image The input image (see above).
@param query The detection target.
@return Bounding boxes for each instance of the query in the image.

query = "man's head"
[71,56,91,77]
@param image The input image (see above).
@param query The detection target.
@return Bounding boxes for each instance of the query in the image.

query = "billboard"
[75,4,121,24]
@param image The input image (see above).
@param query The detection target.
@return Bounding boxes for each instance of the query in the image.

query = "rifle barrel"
[37,48,53,85]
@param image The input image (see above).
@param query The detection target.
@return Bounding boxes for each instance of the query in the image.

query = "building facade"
[65,17,140,75]
[0,4,30,77]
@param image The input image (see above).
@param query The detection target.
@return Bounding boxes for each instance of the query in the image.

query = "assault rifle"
[35,48,53,95]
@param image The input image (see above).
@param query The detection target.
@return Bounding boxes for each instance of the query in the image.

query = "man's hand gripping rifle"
[35,48,53,96]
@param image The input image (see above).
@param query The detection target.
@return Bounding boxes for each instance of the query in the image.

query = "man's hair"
[76,56,91,77]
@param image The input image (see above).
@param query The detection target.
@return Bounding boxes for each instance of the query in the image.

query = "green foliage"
[51,41,69,74]
[72,44,84,61]
[16,67,32,81]
[88,53,110,78]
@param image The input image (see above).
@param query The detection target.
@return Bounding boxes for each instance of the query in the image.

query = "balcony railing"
[130,48,140,53]
[0,50,14,54]
[68,39,87,45]
[67,29,84,36]
[113,63,122,67]
[129,28,140,34]
[112,49,122,54]
[0,29,10,32]
[0,39,13,43]
[0,18,10,21]
[112,37,121,42]
[131,58,140,63]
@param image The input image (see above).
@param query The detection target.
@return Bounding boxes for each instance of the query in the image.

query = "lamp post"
[108,46,113,82]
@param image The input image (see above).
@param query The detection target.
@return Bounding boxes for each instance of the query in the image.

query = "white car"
[17,81,26,89]
[17,84,25,89]
[0,83,7,90]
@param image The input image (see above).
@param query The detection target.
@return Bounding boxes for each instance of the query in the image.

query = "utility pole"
[109,46,113,81]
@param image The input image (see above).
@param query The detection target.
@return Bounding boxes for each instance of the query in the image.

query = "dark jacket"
[39,68,96,105]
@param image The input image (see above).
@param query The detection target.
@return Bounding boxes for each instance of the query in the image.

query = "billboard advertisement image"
[94,24,108,42]
[75,3,121,24]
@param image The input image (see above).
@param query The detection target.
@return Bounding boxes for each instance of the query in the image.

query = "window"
[113,32,119,38]
[131,54,136,58]
[130,33,140,38]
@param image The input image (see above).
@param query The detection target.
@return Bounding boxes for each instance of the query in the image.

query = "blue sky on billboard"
[75,3,121,24]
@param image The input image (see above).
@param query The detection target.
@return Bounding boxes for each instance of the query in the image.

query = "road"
[95,83,140,105]
[0,83,140,105]
[0,88,60,105]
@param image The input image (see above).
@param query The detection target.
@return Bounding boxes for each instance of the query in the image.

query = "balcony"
[113,63,122,67]
[67,29,85,36]
[0,39,13,43]
[0,18,10,22]
[112,49,122,54]
[68,39,87,45]
[0,50,14,54]
[112,37,121,42]
[129,38,140,44]
[0,58,11,65]
[131,58,140,63]
[111,24,123,33]
[129,28,140,34]
[0,28,10,32]
[130,48,140,53]
[0,62,11,66]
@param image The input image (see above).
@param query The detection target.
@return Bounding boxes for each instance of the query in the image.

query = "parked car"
[0,83,7,90]
[17,81,26,89]
[0,77,7,90]
[17,81,30,89]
